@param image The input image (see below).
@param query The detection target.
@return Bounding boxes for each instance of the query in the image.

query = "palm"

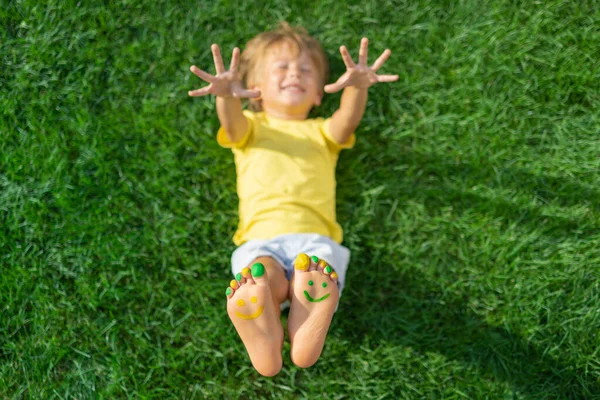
[324,38,398,93]
[188,44,260,99]
[333,66,379,90]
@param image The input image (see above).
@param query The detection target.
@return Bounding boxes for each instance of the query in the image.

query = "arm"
[216,96,247,143]
[189,44,260,143]
[325,38,398,144]
[329,86,368,145]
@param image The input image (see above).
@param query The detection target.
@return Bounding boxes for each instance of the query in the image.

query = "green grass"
[2,0,599,398]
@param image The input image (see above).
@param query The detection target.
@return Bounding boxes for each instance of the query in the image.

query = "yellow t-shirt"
[217,110,355,246]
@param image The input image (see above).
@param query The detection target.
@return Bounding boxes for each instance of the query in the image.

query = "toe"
[226,279,239,299]
[294,253,310,271]
[250,262,266,283]
[241,266,255,284]
[330,271,339,283]
[318,262,338,285]
[235,272,245,285]
[317,259,328,272]
[241,266,251,279]
[309,255,320,271]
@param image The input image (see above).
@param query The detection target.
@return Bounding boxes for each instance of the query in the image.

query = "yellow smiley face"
[234,296,264,320]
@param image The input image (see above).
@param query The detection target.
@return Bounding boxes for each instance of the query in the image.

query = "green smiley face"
[303,280,330,302]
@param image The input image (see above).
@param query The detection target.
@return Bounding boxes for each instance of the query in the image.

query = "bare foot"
[226,263,283,376]
[288,254,340,368]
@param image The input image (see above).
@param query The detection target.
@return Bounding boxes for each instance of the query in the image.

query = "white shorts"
[231,233,351,308]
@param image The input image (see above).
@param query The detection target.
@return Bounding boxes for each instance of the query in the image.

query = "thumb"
[324,83,343,94]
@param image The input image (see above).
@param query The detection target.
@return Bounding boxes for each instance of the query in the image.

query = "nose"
[287,66,300,79]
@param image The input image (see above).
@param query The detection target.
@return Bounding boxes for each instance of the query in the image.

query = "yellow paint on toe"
[241,267,251,277]
[330,272,339,280]
[235,306,264,320]
[230,280,238,289]
[294,253,310,271]
[237,299,245,306]
[318,260,328,269]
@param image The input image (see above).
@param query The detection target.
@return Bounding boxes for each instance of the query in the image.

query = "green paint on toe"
[235,273,242,281]
[324,266,332,274]
[311,255,319,263]
[226,287,232,296]
[251,263,265,277]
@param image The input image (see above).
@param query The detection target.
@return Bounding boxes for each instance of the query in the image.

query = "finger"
[211,44,226,74]
[231,81,260,99]
[238,89,261,99]
[376,74,399,83]
[230,47,240,72]
[324,82,345,93]
[190,65,215,83]
[339,45,355,69]
[358,37,369,66]
[371,49,391,72]
[188,85,213,97]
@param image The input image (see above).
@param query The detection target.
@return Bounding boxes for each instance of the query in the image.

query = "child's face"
[253,43,322,119]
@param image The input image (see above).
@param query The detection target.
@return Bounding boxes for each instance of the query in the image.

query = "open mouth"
[235,306,264,320]
[304,290,330,303]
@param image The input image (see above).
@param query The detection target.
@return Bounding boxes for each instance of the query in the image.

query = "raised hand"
[188,44,261,99]
[324,38,398,93]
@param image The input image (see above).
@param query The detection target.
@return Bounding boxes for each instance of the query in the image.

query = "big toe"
[250,262,267,284]
[294,253,311,271]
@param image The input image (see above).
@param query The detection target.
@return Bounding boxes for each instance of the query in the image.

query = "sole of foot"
[288,254,340,368]
[226,263,283,376]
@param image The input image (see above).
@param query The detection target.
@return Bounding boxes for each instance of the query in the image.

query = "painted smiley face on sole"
[304,279,331,302]
[235,307,264,319]
[303,291,330,302]
[234,296,265,320]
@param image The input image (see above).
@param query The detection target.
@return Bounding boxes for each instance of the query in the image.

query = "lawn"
[2,0,599,398]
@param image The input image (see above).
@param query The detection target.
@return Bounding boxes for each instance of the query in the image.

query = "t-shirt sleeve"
[319,118,356,153]
[216,109,255,149]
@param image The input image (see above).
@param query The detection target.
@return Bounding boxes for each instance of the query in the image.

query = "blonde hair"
[239,22,329,111]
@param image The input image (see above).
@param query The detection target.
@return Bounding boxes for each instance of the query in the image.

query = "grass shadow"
[336,270,599,397]
[333,147,599,397]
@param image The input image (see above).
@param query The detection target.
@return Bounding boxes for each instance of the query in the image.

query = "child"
[188,22,397,376]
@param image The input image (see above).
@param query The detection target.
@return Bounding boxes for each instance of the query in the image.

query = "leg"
[288,254,340,368]
[226,259,287,376]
